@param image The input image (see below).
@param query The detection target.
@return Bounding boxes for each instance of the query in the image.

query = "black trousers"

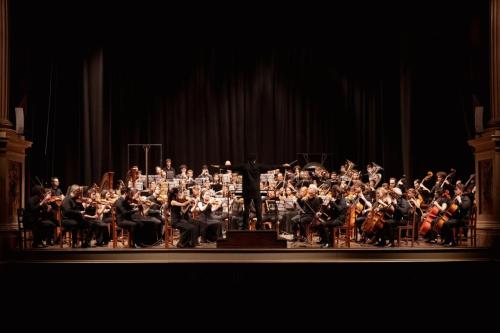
[171,217,198,247]
[243,195,262,230]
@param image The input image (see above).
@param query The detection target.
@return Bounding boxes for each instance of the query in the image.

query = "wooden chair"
[457,204,477,247]
[332,215,354,248]
[17,208,33,249]
[397,209,416,247]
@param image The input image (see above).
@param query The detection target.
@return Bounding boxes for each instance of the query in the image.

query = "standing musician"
[222,153,289,230]
[291,186,322,242]
[440,184,471,246]
[169,188,199,248]
[163,158,176,180]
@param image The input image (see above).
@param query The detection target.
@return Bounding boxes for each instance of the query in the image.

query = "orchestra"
[25,159,475,249]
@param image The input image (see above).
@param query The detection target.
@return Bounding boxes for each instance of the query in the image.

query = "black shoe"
[71,243,77,248]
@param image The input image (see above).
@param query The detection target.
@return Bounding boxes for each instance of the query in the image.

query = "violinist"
[25,186,58,247]
[169,188,199,248]
[82,191,110,247]
[376,187,410,247]
[61,185,91,248]
[317,185,347,248]
[196,191,223,242]
[440,184,471,246]
[291,186,322,242]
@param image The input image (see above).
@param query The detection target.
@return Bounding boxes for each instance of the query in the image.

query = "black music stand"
[127,144,162,190]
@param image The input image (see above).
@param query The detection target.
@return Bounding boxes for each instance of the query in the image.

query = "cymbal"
[210,164,221,168]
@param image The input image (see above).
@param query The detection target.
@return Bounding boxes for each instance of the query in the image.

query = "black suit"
[226,161,282,229]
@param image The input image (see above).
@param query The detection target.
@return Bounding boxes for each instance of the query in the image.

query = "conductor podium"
[217,230,287,248]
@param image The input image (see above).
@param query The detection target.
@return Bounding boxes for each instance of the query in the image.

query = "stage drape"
[9,0,487,190]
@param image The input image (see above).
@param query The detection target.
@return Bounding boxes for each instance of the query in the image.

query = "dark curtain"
[9,0,489,191]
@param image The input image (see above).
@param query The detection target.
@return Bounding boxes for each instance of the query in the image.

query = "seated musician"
[424,189,449,243]
[315,185,347,248]
[377,187,410,247]
[186,169,196,188]
[440,184,471,246]
[291,186,322,242]
[196,191,223,242]
[82,191,110,247]
[61,185,91,248]
[169,188,199,248]
[262,190,280,230]
[365,187,392,245]
[198,165,213,182]
[352,183,373,243]
[146,185,165,225]
[281,186,298,234]
[176,164,188,179]
[211,174,223,192]
[25,186,58,247]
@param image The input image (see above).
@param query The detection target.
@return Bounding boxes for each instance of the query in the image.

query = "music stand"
[127,144,162,189]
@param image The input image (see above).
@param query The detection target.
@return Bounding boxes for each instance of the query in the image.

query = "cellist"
[440,184,471,246]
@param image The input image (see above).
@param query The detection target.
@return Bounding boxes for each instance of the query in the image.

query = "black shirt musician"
[441,184,471,246]
[224,153,289,230]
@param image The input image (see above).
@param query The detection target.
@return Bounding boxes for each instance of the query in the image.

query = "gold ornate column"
[0,0,32,257]
[468,0,500,233]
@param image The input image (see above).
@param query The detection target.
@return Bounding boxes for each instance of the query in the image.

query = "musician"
[440,184,471,246]
[196,191,223,242]
[430,171,453,196]
[155,166,166,180]
[377,187,410,247]
[169,188,199,248]
[275,173,285,190]
[186,169,196,188]
[291,186,322,242]
[406,188,422,241]
[211,174,223,192]
[50,177,65,198]
[146,185,165,224]
[352,183,373,242]
[198,165,213,182]
[262,190,280,230]
[223,153,289,230]
[281,186,298,234]
[163,158,176,180]
[317,186,347,248]
[61,185,91,248]
[82,192,110,247]
[414,179,431,203]
[176,164,188,179]
[424,189,449,244]
[25,186,58,247]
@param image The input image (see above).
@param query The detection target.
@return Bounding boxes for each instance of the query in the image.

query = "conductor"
[222,153,289,230]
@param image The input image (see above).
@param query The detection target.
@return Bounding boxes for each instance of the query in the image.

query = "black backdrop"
[9,1,490,191]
